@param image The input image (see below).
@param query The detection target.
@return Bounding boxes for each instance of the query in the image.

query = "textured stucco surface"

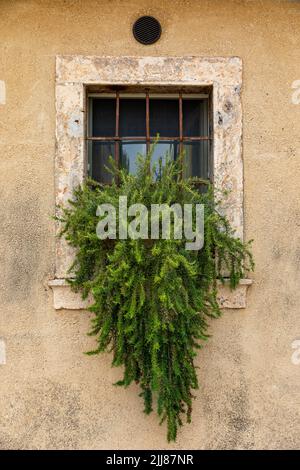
[0,0,300,450]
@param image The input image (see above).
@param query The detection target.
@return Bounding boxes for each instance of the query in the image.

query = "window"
[87,91,212,183]
[54,55,244,283]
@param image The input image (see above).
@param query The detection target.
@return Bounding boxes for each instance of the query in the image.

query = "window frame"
[54,55,243,280]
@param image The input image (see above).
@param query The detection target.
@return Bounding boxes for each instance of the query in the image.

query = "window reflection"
[120,141,147,175]
[90,141,115,184]
[183,141,210,180]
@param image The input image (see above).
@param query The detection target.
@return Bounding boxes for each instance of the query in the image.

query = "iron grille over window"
[87,91,212,184]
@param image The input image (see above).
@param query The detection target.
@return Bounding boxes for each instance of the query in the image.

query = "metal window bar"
[86,136,211,141]
[146,89,150,153]
[115,90,120,168]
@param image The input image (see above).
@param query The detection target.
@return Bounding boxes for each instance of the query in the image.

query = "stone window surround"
[50,55,252,310]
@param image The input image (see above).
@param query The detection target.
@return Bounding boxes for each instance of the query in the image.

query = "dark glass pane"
[119,99,146,137]
[120,141,146,175]
[183,141,210,180]
[89,141,115,184]
[150,99,179,137]
[183,99,208,137]
[92,99,116,137]
[151,141,178,179]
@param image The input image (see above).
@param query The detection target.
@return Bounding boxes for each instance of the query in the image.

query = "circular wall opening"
[132,16,162,45]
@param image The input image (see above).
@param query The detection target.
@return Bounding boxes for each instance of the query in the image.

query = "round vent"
[133,16,162,45]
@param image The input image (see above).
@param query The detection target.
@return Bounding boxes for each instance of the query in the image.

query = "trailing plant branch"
[57,148,254,441]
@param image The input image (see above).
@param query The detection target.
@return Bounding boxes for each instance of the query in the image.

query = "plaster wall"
[0,0,299,449]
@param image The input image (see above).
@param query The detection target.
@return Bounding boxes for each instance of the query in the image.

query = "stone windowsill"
[48,278,252,311]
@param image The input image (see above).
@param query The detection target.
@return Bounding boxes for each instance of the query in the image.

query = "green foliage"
[58,147,254,441]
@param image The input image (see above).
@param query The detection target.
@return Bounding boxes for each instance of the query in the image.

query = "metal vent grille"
[132,16,161,45]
